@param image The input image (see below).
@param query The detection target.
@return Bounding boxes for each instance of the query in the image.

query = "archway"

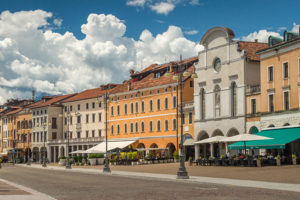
[166,143,176,158]
[249,126,259,134]
[283,123,290,126]
[227,128,240,156]
[268,124,275,128]
[32,147,39,162]
[212,129,224,157]
[149,143,158,158]
[197,131,210,158]
[137,143,145,148]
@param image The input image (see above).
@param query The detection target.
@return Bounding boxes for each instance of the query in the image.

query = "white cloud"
[189,0,200,6]
[242,29,282,43]
[0,10,201,104]
[150,2,175,15]
[126,0,148,7]
[291,22,299,33]
[53,18,63,27]
[184,30,199,35]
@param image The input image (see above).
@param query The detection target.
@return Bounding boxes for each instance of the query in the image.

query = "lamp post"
[41,122,50,167]
[65,111,71,169]
[164,58,198,179]
[27,130,31,165]
[103,90,111,173]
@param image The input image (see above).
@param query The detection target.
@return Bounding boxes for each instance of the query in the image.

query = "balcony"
[183,101,194,111]
[246,85,261,95]
[49,136,104,145]
[76,123,81,130]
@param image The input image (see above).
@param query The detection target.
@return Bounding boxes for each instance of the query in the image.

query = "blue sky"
[2,0,299,42]
[0,0,299,103]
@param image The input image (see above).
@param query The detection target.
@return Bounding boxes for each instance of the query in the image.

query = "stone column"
[53,146,57,162]
[210,143,214,157]
[195,144,199,160]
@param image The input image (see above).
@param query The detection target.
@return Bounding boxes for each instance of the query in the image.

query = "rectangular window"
[124,124,127,134]
[77,116,81,124]
[141,101,145,112]
[251,99,256,114]
[124,104,128,115]
[98,113,102,122]
[52,118,57,129]
[78,104,80,111]
[86,131,89,138]
[77,132,81,138]
[269,94,274,112]
[64,117,67,125]
[92,130,95,137]
[86,103,89,110]
[284,91,289,111]
[92,114,95,122]
[70,132,73,139]
[188,112,193,124]
[52,132,57,140]
[268,66,273,82]
[283,62,289,78]
[86,114,89,123]
[190,80,193,88]
[70,106,72,111]
[98,129,102,137]
[92,102,95,109]
[70,117,72,125]
[182,113,185,125]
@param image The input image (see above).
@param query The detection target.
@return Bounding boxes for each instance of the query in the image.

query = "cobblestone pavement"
[1,165,300,200]
[67,162,300,184]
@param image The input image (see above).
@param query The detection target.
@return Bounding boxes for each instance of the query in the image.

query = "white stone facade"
[193,27,261,158]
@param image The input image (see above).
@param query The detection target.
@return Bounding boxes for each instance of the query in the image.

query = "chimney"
[254,39,258,43]
[129,69,135,78]
[169,62,175,73]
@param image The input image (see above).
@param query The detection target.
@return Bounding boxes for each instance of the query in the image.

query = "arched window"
[110,106,114,116]
[214,85,221,117]
[124,104,128,115]
[130,103,134,114]
[173,119,177,130]
[165,120,169,131]
[110,125,114,135]
[231,82,237,117]
[124,124,127,134]
[172,96,177,108]
[149,121,153,132]
[135,122,138,132]
[149,100,153,112]
[141,101,145,112]
[130,123,134,133]
[135,102,139,113]
[117,124,120,134]
[117,105,120,115]
[157,99,161,110]
[200,88,205,120]
[141,121,145,132]
[157,120,161,131]
[164,97,168,109]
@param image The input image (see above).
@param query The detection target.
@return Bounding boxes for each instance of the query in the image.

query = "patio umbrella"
[194,136,227,144]
[220,134,273,153]
[70,150,87,154]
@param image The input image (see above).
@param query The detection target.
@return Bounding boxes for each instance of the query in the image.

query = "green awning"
[228,127,300,150]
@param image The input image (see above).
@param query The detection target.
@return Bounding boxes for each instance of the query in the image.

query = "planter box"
[293,158,297,165]
[89,158,97,166]
[59,159,66,166]
[256,159,261,167]
[97,158,104,165]
[276,159,281,166]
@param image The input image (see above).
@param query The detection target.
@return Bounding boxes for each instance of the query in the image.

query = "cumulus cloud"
[291,22,299,33]
[184,30,199,35]
[0,10,201,104]
[150,2,175,15]
[241,30,282,43]
[126,0,148,7]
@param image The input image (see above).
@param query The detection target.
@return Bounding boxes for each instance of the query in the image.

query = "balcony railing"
[246,85,261,95]
[49,136,104,144]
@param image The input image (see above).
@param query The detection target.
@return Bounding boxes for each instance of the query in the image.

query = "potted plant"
[96,153,105,165]
[292,153,297,165]
[131,152,138,165]
[88,154,97,166]
[173,151,179,162]
[276,154,281,166]
[58,156,67,166]
[256,156,262,167]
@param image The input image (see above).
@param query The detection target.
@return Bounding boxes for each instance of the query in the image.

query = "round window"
[213,58,221,72]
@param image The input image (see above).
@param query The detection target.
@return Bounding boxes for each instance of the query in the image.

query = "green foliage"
[257,155,262,160]
[127,152,133,160]
[173,151,179,159]
[0,159,2,163]
[132,152,138,160]
[58,156,66,161]
[292,153,296,159]
[188,156,192,161]
[277,154,281,159]
[88,154,97,159]
[121,152,126,160]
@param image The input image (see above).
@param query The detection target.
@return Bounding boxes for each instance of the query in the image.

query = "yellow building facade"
[107,57,197,157]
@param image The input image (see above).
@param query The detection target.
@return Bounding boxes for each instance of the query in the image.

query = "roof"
[110,57,198,94]
[62,88,108,103]
[257,36,300,54]
[200,27,235,45]
[28,94,76,109]
[237,41,268,61]
[4,107,23,116]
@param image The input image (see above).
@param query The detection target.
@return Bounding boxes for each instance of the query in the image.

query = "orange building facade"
[107,57,197,158]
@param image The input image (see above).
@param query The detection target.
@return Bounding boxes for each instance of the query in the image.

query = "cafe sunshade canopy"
[194,136,227,144]
[228,127,300,150]
[85,140,137,153]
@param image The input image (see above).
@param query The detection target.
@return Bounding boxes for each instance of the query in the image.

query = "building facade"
[193,27,268,158]
[107,57,197,158]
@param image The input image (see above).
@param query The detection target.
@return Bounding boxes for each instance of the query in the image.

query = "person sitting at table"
[239,153,245,159]
[226,151,230,159]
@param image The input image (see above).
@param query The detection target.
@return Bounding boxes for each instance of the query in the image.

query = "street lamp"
[164,59,197,179]
[27,130,31,166]
[102,90,111,173]
[65,111,72,169]
[42,122,51,167]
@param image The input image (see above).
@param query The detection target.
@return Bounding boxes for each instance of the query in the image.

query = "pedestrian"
[226,151,230,159]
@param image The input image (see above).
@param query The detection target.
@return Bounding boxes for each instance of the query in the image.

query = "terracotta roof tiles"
[28,94,76,109]
[238,41,268,61]
[62,88,110,103]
